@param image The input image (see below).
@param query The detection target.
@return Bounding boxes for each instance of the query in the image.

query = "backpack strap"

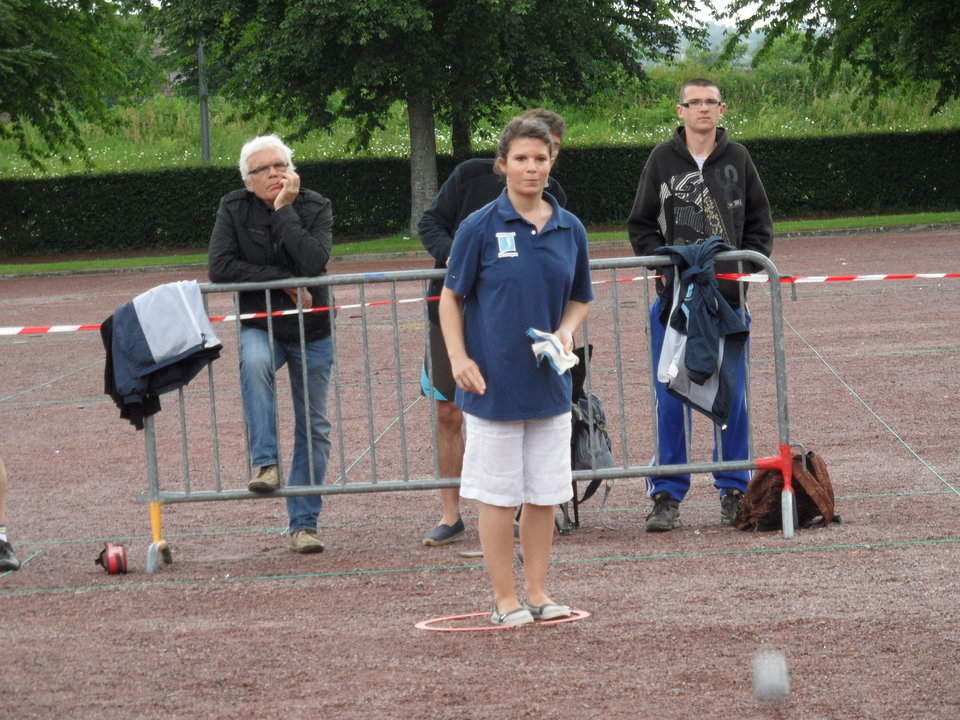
[578,478,603,504]
[791,452,835,524]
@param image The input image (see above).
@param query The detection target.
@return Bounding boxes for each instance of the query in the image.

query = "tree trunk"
[451,112,472,162]
[407,88,438,237]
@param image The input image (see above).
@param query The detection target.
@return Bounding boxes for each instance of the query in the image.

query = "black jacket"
[627,126,773,308]
[417,157,566,324]
[207,188,333,341]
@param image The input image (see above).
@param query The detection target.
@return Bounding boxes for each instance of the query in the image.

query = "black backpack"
[570,346,614,503]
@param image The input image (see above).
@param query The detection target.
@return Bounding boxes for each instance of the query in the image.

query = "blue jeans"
[240,326,333,532]
[648,297,751,502]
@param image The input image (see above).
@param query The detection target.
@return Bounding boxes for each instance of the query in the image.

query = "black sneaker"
[645,491,681,532]
[720,489,743,526]
[0,540,21,571]
[422,517,465,546]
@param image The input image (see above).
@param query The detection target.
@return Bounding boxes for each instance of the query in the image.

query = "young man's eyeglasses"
[249,162,289,176]
[680,99,721,108]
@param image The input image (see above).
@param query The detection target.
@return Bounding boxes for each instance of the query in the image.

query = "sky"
[694,0,758,25]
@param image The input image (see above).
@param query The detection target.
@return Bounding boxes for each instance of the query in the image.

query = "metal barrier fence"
[138,251,797,572]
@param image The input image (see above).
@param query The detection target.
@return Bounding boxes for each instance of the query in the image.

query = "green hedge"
[1,129,957,257]
[0,158,411,257]
[556,129,960,222]
[744,130,960,217]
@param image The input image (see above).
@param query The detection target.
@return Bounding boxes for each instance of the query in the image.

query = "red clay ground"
[1,228,959,720]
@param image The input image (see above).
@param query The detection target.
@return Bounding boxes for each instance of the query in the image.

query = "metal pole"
[198,38,211,164]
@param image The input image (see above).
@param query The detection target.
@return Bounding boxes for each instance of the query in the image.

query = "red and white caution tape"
[716,272,960,283]
[0,323,104,336]
[0,298,429,337]
[2,272,958,336]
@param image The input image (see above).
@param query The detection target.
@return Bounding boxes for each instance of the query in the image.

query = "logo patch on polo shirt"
[496,232,518,258]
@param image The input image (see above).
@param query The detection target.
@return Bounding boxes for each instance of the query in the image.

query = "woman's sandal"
[522,600,572,621]
[491,605,535,626]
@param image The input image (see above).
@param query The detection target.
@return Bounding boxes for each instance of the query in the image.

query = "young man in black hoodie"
[627,78,774,532]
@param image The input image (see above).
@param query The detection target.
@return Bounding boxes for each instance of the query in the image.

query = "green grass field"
[4,56,960,180]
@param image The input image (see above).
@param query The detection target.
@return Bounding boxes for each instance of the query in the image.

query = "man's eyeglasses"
[680,99,721,108]
[249,162,289,176]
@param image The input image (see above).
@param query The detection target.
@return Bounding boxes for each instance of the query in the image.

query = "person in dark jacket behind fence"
[627,78,774,532]
[416,109,567,548]
[207,134,334,554]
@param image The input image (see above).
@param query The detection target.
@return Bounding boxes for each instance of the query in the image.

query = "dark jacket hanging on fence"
[654,237,749,425]
[102,280,222,429]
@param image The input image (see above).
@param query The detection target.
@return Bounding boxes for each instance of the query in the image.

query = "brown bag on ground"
[735,451,839,531]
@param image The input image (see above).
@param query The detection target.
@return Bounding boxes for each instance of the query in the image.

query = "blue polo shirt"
[445,190,593,421]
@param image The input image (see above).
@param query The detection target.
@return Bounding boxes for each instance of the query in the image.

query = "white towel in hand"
[526,328,579,375]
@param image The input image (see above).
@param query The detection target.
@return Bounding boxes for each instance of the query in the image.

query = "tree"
[148,0,708,234]
[0,0,160,170]
[721,0,960,110]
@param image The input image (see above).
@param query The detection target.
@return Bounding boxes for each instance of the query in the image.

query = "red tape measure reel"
[95,542,128,574]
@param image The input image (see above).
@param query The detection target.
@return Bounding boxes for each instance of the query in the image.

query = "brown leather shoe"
[248,464,280,492]
[288,529,324,554]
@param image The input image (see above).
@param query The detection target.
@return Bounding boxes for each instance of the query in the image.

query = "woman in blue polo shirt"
[439,117,593,626]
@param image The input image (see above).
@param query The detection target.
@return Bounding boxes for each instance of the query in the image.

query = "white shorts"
[460,412,573,508]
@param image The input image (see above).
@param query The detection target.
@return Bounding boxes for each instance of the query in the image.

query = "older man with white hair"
[208,134,334,553]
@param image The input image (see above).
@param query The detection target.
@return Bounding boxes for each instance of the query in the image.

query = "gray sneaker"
[720,489,743,526]
[645,491,681,532]
[0,540,21,571]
